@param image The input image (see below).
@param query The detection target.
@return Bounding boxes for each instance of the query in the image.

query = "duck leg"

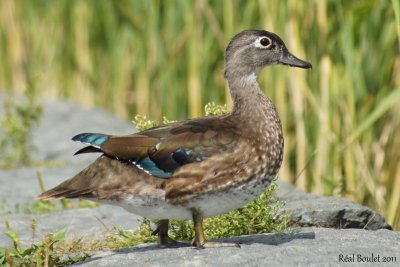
[153,219,178,248]
[192,210,241,249]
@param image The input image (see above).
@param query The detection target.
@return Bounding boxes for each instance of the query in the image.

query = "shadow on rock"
[76,230,316,266]
[218,230,316,246]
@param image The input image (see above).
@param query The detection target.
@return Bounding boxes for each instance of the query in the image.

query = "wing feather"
[72,117,239,178]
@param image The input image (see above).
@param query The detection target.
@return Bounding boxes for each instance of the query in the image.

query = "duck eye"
[260,37,271,47]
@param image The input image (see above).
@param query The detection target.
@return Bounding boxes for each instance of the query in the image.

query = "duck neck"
[226,71,283,155]
[227,72,278,122]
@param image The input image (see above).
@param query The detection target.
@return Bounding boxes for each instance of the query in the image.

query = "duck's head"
[224,30,312,78]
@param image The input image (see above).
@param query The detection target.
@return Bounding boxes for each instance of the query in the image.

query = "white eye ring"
[254,36,272,49]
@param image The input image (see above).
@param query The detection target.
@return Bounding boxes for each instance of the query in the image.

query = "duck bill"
[280,49,312,69]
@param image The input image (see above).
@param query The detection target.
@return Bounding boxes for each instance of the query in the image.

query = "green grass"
[0,94,42,169]
[1,198,98,216]
[0,0,399,230]
[0,220,89,266]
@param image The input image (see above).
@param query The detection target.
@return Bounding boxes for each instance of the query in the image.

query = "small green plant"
[0,93,42,169]
[0,219,156,266]
[0,197,99,216]
[131,115,158,131]
[99,219,157,250]
[0,219,89,266]
[204,102,229,116]
[22,199,98,215]
[133,102,229,132]
[42,219,158,253]
[132,115,177,131]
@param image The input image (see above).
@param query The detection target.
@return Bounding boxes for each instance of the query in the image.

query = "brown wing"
[72,116,240,179]
[37,116,245,201]
[37,155,165,200]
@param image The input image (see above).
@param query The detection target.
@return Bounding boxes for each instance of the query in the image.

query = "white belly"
[188,174,274,218]
[104,197,192,219]
[102,175,274,220]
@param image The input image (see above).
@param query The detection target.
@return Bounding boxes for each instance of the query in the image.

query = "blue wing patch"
[72,133,109,148]
[134,158,173,178]
[71,133,205,180]
[134,148,198,178]
[172,148,193,165]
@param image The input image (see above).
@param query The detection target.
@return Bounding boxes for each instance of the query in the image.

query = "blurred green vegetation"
[1,222,89,266]
[0,0,399,230]
[0,94,42,169]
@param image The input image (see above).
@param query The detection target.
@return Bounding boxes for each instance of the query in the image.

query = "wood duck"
[38,30,311,249]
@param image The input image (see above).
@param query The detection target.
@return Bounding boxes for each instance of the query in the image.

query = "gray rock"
[0,165,87,201]
[72,227,400,267]
[0,94,136,166]
[276,181,391,230]
[32,99,136,164]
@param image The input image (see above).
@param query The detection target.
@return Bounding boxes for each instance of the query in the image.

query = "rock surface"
[73,227,400,267]
[0,206,142,248]
[1,97,398,266]
[276,182,391,230]
[32,99,135,165]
